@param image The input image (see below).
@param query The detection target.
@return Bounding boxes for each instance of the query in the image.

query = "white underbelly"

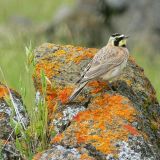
[101,60,127,80]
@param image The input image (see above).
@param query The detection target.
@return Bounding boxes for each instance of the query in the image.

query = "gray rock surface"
[0,83,29,160]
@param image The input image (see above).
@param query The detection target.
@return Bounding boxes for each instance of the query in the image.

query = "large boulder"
[0,83,29,159]
[42,0,160,51]
[33,43,160,160]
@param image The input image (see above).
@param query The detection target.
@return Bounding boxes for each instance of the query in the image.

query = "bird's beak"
[124,35,129,39]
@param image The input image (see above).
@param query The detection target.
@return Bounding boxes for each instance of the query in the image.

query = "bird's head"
[108,33,129,47]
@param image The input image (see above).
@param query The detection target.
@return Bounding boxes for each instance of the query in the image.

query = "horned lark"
[69,33,129,102]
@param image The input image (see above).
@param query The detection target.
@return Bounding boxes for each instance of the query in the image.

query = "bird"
[69,33,129,102]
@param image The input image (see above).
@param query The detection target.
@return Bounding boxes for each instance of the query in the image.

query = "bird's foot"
[106,81,113,90]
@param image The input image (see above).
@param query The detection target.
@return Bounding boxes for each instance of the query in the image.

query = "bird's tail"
[69,82,87,102]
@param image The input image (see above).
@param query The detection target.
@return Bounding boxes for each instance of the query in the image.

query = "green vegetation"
[0,1,73,159]
[0,0,74,106]
[133,47,160,100]
[0,0,73,23]
[1,45,49,159]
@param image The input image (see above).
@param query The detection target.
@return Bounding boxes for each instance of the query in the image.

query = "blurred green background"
[0,0,159,101]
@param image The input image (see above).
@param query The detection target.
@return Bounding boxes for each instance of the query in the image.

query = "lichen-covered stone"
[0,83,29,159]
[33,43,160,160]
[33,145,95,160]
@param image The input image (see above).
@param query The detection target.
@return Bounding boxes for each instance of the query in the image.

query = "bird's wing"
[80,46,128,83]
[76,46,107,84]
[76,60,92,84]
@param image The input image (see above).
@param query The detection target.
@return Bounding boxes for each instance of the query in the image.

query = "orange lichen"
[32,152,43,160]
[35,60,61,80]
[58,87,73,104]
[76,46,84,51]
[53,50,66,57]
[47,43,55,49]
[73,51,94,64]
[73,114,81,122]
[46,89,57,100]
[80,153,95,160]
[0,85,8,98]
[88,80,108,94]
[46,90,57,102]
[123,124,139,136]
[51,133,63,143]
[54,94,138,155]
[75,132,87,143]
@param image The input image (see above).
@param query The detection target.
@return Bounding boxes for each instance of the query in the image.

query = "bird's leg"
[96,80,113,90]
[106,81,113,90]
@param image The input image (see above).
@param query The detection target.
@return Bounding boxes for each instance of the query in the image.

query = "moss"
[150,120,159,132]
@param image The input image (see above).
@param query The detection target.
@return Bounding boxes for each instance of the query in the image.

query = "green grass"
[0,0,74,105]
[133,47,160,100]
[0,0,73,23]
[0,1,73,158]
[0,44,50,159]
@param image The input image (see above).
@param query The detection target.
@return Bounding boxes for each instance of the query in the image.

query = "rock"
[43,1,109,47]
[102,0,129,10]
[33,145,95,160]
[0,83,29,159]
[41,0,160,51]
[32,43,160,159]
[8,15,33,32]
[110,0,160,50]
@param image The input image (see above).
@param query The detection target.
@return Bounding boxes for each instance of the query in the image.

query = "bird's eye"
[114,39,119,46]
